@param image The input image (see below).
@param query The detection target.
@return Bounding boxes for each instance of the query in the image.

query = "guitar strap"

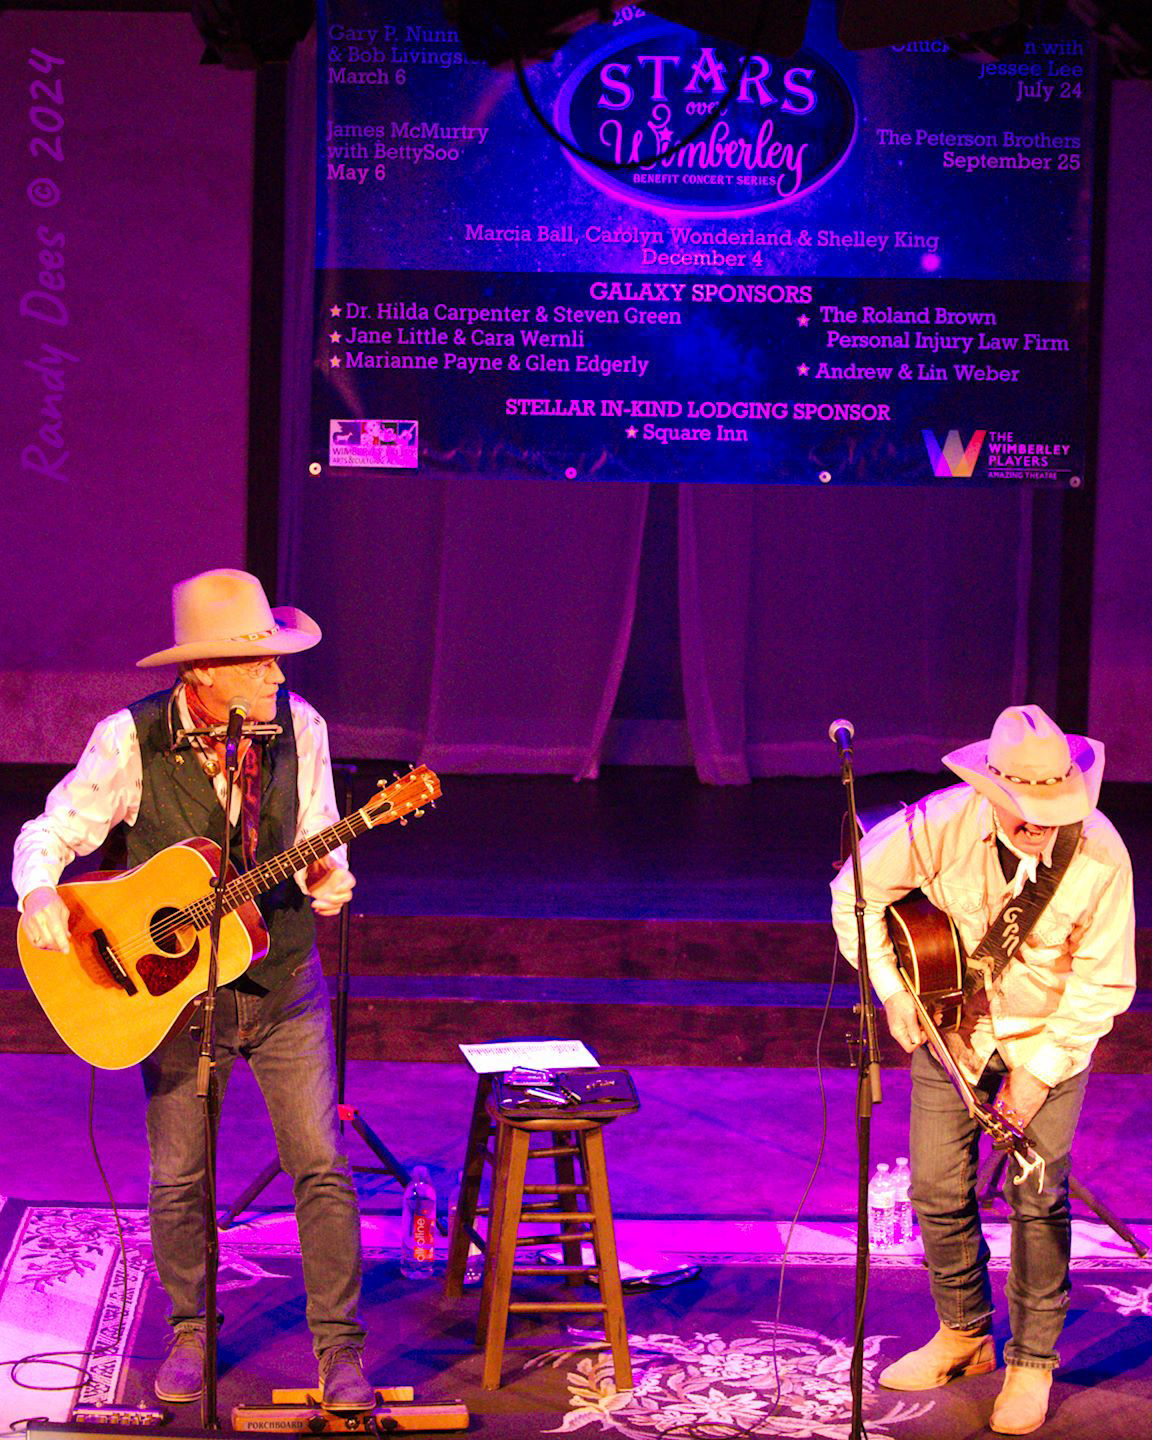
[960,820,1083,1008]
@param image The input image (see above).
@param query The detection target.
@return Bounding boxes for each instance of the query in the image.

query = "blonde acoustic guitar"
[18,766,440,1070]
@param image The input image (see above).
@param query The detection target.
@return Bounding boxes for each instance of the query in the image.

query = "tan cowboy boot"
[878,1324,996,1390]
[990,1366,1052,1434]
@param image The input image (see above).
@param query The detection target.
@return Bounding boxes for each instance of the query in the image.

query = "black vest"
[103,688,317,993]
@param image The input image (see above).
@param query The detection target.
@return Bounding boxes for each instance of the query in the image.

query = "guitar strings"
[101,807,379,966]
[94,777,435,969]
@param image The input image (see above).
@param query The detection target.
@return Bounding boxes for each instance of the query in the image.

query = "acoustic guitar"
[885,892,1045,1188]
[17,766,441,1071]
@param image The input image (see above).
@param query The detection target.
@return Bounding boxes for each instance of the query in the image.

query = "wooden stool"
[444,1074,497,1301]
[448,1078,636,1391]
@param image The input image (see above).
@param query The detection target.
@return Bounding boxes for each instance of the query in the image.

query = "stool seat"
[448,1074,636,1392]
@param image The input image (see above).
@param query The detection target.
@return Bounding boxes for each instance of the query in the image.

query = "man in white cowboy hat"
[13,569,374,1411]
[831,704,1135,1436]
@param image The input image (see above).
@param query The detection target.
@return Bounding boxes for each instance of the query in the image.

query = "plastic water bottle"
[892,1156,917,1247]
[400,1165,437,1279]
[447,1169,484,1285]
[867,1162,895,1250]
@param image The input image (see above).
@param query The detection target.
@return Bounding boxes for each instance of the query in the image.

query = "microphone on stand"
[828,717,855,759]
[224,698,252,771]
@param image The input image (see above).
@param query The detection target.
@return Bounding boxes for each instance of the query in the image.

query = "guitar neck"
[227,810,375,908]
[899,976,1039,1172]
[182,808,375,929]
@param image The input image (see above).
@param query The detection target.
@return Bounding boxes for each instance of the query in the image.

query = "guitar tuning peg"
[399,817,408,826]
[414,808,424,817]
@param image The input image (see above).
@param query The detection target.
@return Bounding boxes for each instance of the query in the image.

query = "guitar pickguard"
[135,905,201,996]
[137,943,199,996]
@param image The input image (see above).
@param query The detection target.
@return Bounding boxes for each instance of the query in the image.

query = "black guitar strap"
[960,821,1083,1006]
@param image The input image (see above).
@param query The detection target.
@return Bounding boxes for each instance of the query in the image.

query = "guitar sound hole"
[137,907,199,997]
[150,907,194,956]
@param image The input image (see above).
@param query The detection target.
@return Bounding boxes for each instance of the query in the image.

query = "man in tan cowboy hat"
[13,569,373,1411]
[831,704,1135,1435]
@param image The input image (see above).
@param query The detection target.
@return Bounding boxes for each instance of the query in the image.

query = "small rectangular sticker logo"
[329,419,419,468]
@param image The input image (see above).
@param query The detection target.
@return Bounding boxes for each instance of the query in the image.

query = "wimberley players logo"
[553,20,856,217]
[922,428,987,478]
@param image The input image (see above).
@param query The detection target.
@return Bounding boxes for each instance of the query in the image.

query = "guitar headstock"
[364,766,442,828]
[976,1101,1046,1189]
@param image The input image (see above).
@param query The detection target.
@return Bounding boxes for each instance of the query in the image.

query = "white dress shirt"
[12,690,347,903]
[830,784,1136,1087]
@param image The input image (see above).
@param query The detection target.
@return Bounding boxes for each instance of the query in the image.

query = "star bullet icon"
[797,314,811,327]
[330,305,342,317]
[797,362,809,376]
[329,331,342,343]
[329,355,341,368]
[626,425,638,438]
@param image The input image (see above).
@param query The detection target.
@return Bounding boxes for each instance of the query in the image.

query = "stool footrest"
[526,1145,579,1159]
[518,1210,595,1223]
[513,1265,595,1276]
[523,1183,589,1195]
[514,1229,594,1248]
[508,1301,607,1314]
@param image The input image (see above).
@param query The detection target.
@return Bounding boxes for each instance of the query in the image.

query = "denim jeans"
[141,952,365,1356]
[908,1044,1088,1370]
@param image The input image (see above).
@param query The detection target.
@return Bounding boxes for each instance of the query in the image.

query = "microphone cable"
[0,1068,131,1436]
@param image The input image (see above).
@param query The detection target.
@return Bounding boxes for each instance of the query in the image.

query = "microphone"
[828,717,855,757]
[225,698,252,770]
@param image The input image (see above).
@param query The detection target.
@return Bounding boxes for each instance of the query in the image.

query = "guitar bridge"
[92,928,138,996]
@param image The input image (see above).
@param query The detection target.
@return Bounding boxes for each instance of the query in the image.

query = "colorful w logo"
[922,429,987,478]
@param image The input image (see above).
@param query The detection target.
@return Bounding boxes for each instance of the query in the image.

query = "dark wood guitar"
[885,892,1045,1189]
[18,766,441,1071]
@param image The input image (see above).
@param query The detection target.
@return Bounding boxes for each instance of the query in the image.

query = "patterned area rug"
[2,1197,1152,1439]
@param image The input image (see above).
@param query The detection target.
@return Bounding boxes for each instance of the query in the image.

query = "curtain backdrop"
[0,14,252,762]
[274,58,1138,783]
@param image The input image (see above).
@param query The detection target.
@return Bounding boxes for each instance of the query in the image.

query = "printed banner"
[311,2,1100,485]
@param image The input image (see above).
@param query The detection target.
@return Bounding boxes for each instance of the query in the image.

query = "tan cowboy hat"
[943,704,1104,826]
[136,568,321,668]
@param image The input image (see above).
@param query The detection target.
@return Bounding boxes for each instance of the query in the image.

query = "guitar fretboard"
[179,806,377,931]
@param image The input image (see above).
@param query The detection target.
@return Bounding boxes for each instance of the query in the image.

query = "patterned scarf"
[182,683,263,867]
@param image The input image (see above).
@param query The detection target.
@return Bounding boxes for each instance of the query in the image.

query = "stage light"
[444,0,1151,74]
[443,0,811,62]
[192,0,314,68]
[836,0,1024,49]
[1068,0,1152,76]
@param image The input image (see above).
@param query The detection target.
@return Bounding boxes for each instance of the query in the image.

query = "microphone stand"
[196,725,241,1430]
[836,730,882,1440]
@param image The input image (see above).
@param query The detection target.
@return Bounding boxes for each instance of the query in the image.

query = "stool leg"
[581,1127,633,1392]
[476,1118,511,1348]
[482,1126,531,1390]
[554,1131,584,1286]
[445,1076,493,1298]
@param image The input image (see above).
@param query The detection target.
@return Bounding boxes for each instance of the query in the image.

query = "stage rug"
[2,1198,1152,1439]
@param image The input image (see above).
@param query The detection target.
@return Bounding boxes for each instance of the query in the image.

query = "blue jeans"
[141,953,365,1356]
[908,1045,1088,1371]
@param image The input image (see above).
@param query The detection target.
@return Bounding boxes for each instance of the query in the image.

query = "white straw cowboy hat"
[943,704,1104,826]
[136,569,321,668]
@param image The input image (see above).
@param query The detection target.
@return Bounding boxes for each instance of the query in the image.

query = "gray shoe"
[318,1345,375,1412]
[154,1320,206,1403]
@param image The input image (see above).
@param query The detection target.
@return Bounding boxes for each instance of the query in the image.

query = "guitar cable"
[0,1068,131,1437]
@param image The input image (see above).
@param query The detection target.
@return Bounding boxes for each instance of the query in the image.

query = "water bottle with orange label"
[400,1165,437,1279]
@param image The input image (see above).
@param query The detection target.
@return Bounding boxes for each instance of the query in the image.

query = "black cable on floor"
[0,1067,132,1435]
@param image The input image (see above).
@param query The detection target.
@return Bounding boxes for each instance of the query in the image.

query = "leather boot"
[878,1324,996,1390]
[990,1366,1052,1434]
[154,1320,206,1403]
